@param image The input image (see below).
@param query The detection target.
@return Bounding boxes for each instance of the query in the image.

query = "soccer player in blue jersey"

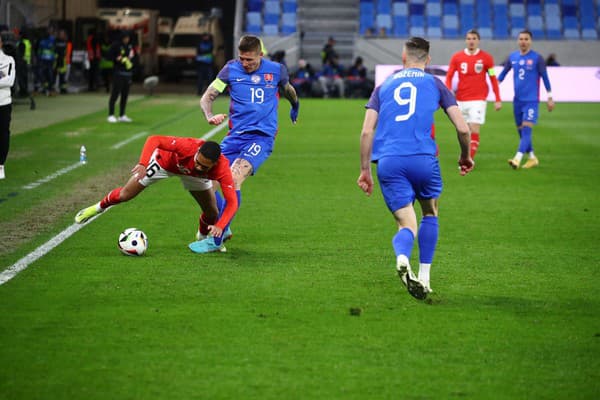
[357,37,473,300]
[498,30,555,169]
[190,35,299,253]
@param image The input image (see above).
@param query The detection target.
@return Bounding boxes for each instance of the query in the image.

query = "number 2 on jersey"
[394,82,417,121]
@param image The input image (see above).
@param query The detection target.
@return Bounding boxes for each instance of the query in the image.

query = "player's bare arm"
[547,96,555,112]
[357,109,378,195]
[200,86,226,125]
[282,82,298,105]
[447,105,474,175]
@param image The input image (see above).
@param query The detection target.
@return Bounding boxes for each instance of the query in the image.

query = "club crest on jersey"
[264,73,274,82]
[527,59,533,65]
[251,74,261,84]
[475,61,484,73]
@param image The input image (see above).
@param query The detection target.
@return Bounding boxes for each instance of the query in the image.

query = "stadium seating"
[352,0,600,40]
[245,0,600,41]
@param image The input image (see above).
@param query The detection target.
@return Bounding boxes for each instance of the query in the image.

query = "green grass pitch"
[0,94,599,399]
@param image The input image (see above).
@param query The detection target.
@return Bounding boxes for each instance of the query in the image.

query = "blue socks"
[518,126,533,153]
[213,190,241,246]
[392,216,439,264]
[418,216,438,264]
[392,228,415,259]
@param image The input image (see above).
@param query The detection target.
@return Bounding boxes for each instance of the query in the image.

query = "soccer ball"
[118,228,148,256]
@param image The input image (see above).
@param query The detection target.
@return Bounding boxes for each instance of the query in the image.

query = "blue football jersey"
[498,50,552,102]
[216,58,289,137]
[366,68,457,160]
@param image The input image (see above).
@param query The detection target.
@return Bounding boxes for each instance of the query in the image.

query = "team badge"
[264,73,274,82]
[251,74,261,83]
[527,59,533,65]
[519,59,525,65]
[475,60,484,73]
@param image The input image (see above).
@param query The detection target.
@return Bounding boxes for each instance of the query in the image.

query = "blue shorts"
[513,100,539,126]
[376,155,442,213]
[220,132,274,175]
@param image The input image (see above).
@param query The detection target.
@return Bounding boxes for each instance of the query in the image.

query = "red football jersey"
[138,135,238,230]
[445,49,501,102]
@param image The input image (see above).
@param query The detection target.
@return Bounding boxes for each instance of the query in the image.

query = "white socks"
[418,263,431,286]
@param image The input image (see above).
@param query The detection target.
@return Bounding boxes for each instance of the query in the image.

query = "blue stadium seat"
[460,4,475,33]
[493,5,509,39]
[479,27,493,39]
[246,11,262,28]
[544,3,560,19]
[443,15,460,38]
[545,13,562,40]
[247,0,263,12]
[409,3,425,16]
[509,4,525,16]
[360,2,375,34]
[427,26,443,38]
[527,4,542,16]
[282,1,297,13]
[393,15,409,36]
[528,15,544,39]
[392,2,408,16]
[264,0,281,15]
[427,15,441,29]
[491,0,507,4]
[427,2,441,16]
[476,1,492,28]
[378,0,392,14]
[443,3,458,15]
[264,13,279,25]
[263,24,279,36]
[376,14,393,31]
[282,12,296,33]
[582,29,598,40]
[409,26,426,36]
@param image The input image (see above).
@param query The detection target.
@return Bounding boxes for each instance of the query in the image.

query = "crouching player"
[75,135,238,250]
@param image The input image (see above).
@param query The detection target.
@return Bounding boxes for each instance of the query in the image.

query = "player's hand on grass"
[357,170,374,195]
[458,157,475,176]
[290,100,300,124]
[494,101,502,111]
[208,114,227,125]
[208,225,223,238]
[547,98,555,112]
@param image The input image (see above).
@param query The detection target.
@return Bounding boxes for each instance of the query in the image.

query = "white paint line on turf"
[1,122,228,286]
[111,131,149,150]
[22,162,85,190]
[0,215,102,286]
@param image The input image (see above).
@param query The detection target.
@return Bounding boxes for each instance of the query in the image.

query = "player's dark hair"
[199,141,221,162]
[404,37,430,61]
[238,35,262,53]
[520,29,533,39]
[466,29,480,40]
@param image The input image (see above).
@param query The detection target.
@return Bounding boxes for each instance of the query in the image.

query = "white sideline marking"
[0,215,100,286]
[201,121,228,140]
[0,122,228,286]
[111,131,149,149]
[22,162,84,190]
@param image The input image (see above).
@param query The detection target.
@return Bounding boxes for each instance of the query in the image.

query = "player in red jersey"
[75,136,238,246]
[445,29,501,161]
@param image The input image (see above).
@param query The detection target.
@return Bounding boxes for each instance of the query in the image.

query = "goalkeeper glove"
[290,100,300,124]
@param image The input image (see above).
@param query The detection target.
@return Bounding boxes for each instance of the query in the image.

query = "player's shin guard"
[518,126,532,153]
[392,228,415,259]
[470,132,480,158]
[99,187,122,209]
[418,216,439,264]
[213,190,242,246]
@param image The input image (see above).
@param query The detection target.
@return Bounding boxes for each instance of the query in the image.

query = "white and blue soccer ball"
[118,228,148,256]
